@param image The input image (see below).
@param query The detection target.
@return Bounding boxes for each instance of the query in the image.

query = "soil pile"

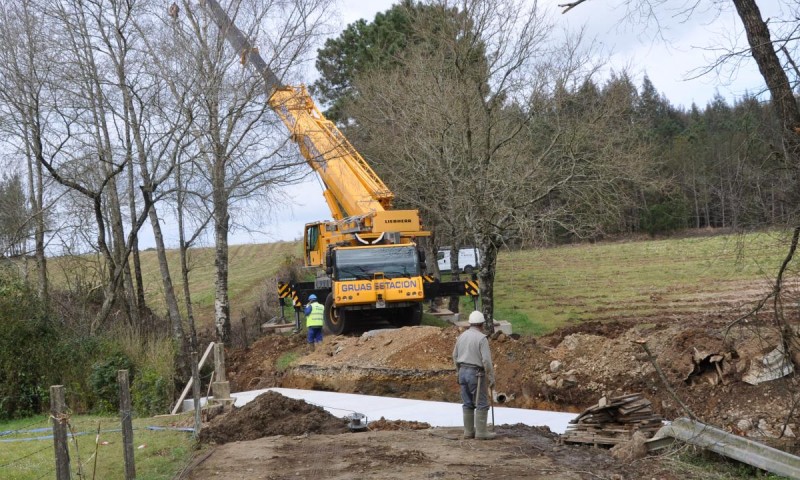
[367,417,430,431]
[199,391,349,444]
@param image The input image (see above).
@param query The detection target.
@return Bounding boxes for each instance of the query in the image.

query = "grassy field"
[48,241,301,326]
[494,230,793,335]
[0,413,199,479]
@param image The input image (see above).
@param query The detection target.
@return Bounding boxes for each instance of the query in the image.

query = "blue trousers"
[458,366,489,411]
[307,326,323,344]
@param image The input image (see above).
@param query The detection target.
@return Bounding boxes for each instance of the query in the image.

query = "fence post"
[50,385,70,480]
[191,351,202,438]
[118,370,136,480]
[241,315,249,349]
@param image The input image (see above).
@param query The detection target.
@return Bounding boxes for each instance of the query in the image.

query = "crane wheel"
[323,293,347,335]
[409,303,423,326]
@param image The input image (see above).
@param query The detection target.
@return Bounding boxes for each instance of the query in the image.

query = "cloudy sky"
[167,0,785,247]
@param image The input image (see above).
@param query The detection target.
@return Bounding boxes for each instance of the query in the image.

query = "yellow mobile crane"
[201,0,478,334]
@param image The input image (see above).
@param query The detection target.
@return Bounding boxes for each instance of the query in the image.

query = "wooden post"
[241,316,249,349]
[118,370,136,480]
[191,351,202,438]
[50,385,70,480]
[171,342,215,415]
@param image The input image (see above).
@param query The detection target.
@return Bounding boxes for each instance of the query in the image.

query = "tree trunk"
[149,204,187,352]
[732,0,800,177]
[126,142,146,314]
[213,188,232,344]
[107,174,139,327]
[29,118,48,305]
[176,161,199,353]
[476,238,498,335]
[448,245,461,313]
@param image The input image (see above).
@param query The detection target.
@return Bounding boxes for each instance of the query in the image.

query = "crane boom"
[201,0,419,230]
[199,0,475,335]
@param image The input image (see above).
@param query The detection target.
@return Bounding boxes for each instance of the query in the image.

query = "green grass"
[276,352,299,371]
[48,241,302,328]
[662,446,791,479]
[494,230,792,335]
[0,413,200,479]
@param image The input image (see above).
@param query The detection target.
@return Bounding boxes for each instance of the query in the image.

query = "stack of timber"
[561,393,663,446]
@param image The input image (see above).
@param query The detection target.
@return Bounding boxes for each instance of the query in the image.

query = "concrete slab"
[230,388,576,434]
[454,320,513,335]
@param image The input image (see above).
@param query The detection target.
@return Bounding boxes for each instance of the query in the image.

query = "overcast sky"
[154,0,784,248]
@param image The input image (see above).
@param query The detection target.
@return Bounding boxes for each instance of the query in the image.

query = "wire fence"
[1,384,196,480]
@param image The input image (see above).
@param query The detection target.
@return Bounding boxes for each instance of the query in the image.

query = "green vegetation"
[663,447,790,479]
[0,413,199,480]
[45,230,790,341]
[0,263,176,419]
[494,231,790,335]
[276,352,299,372]
[46,242,302,330]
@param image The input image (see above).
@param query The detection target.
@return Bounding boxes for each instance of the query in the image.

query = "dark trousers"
[458,366,489,411]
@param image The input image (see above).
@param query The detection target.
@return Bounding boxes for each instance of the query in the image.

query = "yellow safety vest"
[307,302,324,328]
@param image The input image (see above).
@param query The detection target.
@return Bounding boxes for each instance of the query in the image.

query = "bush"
[132,367,171,416]
[0,269,54,419]
[89,352,135,413]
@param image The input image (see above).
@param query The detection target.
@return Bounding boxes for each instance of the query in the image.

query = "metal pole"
[490,391,495,431]
[191,351,201,438]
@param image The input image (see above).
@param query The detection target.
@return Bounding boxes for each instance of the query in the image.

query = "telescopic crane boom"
[200,0,476,334]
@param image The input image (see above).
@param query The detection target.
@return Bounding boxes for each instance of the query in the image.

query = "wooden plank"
[260,323,295,331]
[171,342,215,415]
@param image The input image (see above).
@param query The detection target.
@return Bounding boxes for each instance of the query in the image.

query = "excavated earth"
[182,290,800,479]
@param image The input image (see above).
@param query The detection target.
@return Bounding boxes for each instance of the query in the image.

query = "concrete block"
[494,321,513,335]
[211,381,231,401]
[182,397,208,412]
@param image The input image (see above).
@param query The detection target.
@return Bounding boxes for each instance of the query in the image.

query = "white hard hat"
[468,311,485,325]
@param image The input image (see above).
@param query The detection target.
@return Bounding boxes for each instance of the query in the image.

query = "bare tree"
[32,0,188,332]
[346,0,650,329]
[0,0,55,302]
[160,0,334,343]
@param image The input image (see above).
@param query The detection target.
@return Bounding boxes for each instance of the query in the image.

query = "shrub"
[0,269,54,419]
[88,352,135,413]
[132,367,170,416]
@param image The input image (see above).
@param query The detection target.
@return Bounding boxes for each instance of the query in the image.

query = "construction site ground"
[182,288,800,479]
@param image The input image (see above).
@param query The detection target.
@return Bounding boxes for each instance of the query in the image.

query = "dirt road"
[183,425,675,480]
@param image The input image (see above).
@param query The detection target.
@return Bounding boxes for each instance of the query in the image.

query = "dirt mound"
[199,391,349,444]
[227,333,307,391]
[367,417,430,431]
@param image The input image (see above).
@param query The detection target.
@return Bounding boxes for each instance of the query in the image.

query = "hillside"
[45,230,794,336]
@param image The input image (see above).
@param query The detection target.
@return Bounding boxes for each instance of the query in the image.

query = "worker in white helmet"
[452,310,496,440]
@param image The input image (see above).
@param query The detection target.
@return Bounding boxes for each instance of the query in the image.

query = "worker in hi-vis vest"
[303,294,324,350]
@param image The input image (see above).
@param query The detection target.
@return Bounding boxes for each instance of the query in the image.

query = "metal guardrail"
[646,417,800,479]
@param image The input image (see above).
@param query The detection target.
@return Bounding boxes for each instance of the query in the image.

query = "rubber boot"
[462,408,475,439]
[475,409,496,440]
